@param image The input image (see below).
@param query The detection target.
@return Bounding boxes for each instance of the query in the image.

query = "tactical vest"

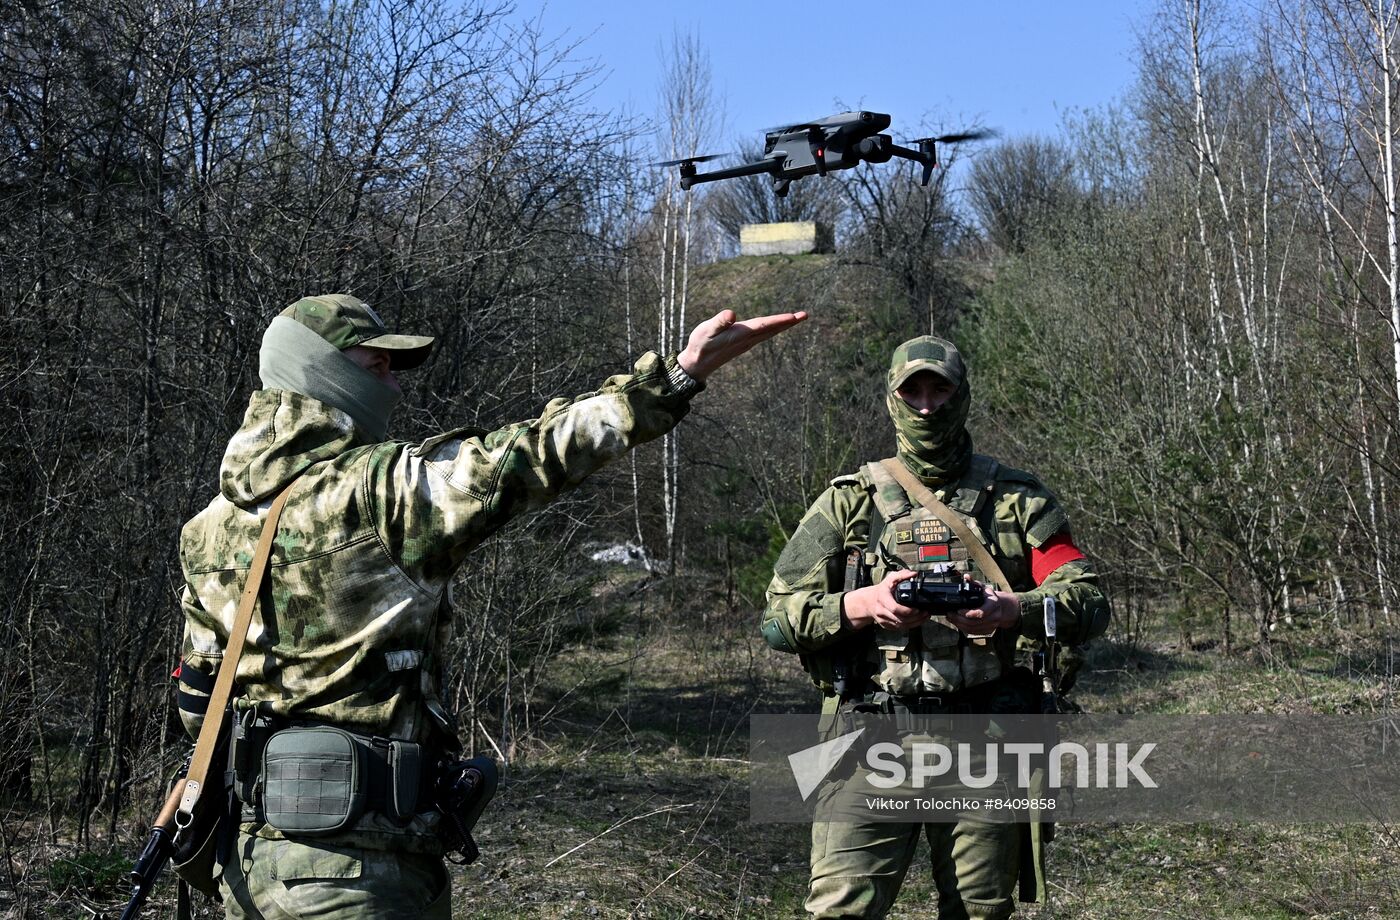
[859,455,1022,695]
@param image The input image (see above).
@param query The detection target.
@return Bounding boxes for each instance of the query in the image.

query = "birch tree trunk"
[656,30,716,575]
[1268,0,1399,624]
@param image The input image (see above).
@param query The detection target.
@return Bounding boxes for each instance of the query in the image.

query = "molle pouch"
[456,756,498,834]
[918,619,963,691]
[261,727,366,835]
[959,639,1005,689]
[386,740,423,825]
[871,628,919,696]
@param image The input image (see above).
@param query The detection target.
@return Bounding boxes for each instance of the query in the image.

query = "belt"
[230,715,439,825]
[890,692,975,714]
[842,683,1003,733]
[864,682,998,713]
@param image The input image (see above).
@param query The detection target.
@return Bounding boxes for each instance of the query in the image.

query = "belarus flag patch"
[918,544,951,562]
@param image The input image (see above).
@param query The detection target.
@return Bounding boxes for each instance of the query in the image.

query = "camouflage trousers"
[220,834,451,919]
[805,777,1020,920]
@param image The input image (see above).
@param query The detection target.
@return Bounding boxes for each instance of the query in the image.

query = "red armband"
[1030,532,1086,585]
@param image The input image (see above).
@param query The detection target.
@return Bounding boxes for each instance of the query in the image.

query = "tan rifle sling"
[174,481,297,833]
[879,457,1015,652]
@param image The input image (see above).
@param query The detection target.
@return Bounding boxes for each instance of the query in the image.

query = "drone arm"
[681,157,782,190]
[886,143,925,160]
[887,143,937,186]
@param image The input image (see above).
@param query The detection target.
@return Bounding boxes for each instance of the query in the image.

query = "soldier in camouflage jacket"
[178,294,804,918]
[762,335,1110,920]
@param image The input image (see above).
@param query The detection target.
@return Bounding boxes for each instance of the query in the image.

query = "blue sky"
[518,0,1154,153]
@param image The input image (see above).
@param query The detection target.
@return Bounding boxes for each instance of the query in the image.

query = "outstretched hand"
[677,309,808,381]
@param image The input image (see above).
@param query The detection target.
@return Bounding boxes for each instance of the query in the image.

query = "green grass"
[1080,630,1397,715]
[45,848,129,899]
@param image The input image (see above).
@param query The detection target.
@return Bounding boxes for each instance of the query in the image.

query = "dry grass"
[441,611,1399,919]
[7,598,1397,918]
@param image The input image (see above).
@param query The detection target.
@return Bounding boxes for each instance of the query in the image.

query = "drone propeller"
[654,152,729,167]
[907,129,998,146]
[899,130,996,185]
[929,128,996,144]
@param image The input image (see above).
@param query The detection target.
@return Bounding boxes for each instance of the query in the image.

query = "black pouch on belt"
[386,740,423,825]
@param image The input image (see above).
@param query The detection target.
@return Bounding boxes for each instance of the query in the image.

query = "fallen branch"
[631,844,712,916]
[544,804,696,869]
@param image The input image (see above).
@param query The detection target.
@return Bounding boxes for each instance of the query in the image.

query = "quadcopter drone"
[658,111,990,197]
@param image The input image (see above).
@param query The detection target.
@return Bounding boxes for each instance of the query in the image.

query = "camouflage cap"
[280,294,434,370]
[887,335,965,390]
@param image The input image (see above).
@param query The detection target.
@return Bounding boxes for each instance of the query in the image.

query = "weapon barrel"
[120,888,149,920]
[120,780,186,919]
[120,826,172,920]
[119,896,143,920]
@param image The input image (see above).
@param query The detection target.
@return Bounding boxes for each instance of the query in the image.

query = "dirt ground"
[12,598,1399,919]
[442,619,1399,919]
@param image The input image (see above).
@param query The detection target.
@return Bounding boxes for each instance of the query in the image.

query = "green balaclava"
[885,335,973,484]
[258,294,434,441]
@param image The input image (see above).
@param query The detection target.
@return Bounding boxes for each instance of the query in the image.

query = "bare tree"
[968,135,1079,253]
[1265,0,1400,626]
[837,147,969,333]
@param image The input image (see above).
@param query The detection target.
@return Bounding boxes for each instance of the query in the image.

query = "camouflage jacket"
[178,352,699,851]
[761,456,1109,700]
